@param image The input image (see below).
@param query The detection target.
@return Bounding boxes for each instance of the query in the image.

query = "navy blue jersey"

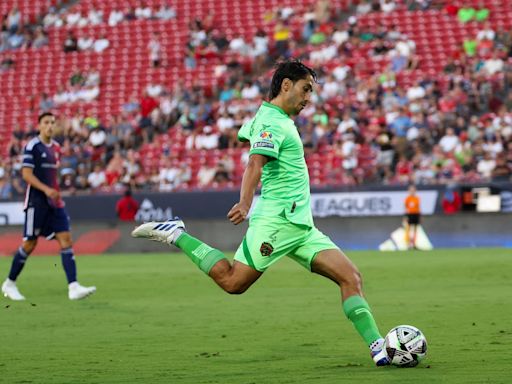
[22,136,64,209]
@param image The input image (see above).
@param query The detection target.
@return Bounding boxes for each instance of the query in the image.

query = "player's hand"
[227,202,250,225]
[45,187,60,200]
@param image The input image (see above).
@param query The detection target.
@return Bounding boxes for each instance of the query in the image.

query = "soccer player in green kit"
[132,59,390,366]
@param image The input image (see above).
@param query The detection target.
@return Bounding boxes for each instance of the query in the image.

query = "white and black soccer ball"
[385,325,427,367]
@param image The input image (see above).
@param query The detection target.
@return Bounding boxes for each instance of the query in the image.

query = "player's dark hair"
[38,111,55,123]
[269,59,317,100]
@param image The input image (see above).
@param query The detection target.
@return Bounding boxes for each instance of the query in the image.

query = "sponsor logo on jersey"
[259,131,273,140]
[260,242,274,256]
[253,142,274,149]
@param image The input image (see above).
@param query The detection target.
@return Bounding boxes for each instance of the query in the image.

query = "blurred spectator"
[0,57,15,72]
[156,3,176,20]
[148,32,162,67]
[442,185,462,214]
[87,164,107,189]
[93,34,110,52]
[32,28,49,48]
[135,1,152,19]
[195,126,219,150]
[197,164,216,187]
[7,7,21,34]
[476,22,495,41]
[477,152,496,179]
[63,31,78,53]
[116,189,140,221]
[108,9,124,26]
[0,166,13,199]
[491,155,512,182]
[457,6,476,23]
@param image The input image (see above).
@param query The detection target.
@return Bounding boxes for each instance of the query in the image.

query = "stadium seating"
[1,0,511,189]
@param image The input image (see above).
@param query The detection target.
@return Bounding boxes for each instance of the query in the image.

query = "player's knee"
[343,269,363,291]
[223,281,248,295]
[22,240,37,254]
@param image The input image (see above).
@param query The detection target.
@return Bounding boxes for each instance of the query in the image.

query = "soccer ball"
[385,325,427,367]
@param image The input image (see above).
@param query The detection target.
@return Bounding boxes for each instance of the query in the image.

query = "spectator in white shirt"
[337,111,359,134]
[241,82,260,99]
[87,164,107,189]
[156,4,176,20]
[66,11,83,26]
[195,126,219,150]
[89,127,106,147]
[229,34,249,55]
[108,10,124,26]
[148,33,162,67]
[93,35,110,52]
[78,36,94,51]
[88,8,103,25]
[439,128,460,153]
[380,0,397,13]
[135,1,152,18]
[216,111,235,132]
[476,22,495,41]
[483,53,504,75]
[477,152,496,179]
[407,82,426,100]
[320,74,340,100]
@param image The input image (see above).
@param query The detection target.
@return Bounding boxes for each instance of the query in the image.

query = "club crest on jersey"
[260,242,274,257]
[259,131,273,140]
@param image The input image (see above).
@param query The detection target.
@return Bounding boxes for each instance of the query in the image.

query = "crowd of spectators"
[1,7,49,52]
[1,0,512,199]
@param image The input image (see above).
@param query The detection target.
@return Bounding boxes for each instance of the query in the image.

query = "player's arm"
[227,154,269,225]
[22,167,60,200]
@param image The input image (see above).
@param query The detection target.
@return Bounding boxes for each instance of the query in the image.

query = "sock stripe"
[18,247,28,258]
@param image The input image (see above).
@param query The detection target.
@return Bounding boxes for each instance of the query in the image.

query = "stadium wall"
[1,182,511,225]
[1,212,511,256]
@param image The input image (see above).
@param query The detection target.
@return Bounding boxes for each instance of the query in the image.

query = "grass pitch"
[0,248,511,384]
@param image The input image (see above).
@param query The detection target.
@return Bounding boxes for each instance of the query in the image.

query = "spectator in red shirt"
[139,90,159,143]
[442,185,462,214]
[116,189,140,221]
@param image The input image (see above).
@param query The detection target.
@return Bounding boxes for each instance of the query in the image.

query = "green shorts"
[234,215,339,272]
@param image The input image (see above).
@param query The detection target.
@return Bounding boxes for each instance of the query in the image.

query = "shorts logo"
[253,142,274,149]
[260,242,274,257]
[259,131,273,140]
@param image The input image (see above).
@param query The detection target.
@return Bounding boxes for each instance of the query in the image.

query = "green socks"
[175,233,227,274]
[342,295,382,346]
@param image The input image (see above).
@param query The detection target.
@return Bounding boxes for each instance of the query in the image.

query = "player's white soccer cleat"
[370,338,390,366]
[68,282,96,300]
[131,217,186,245]
[1,279,26,301]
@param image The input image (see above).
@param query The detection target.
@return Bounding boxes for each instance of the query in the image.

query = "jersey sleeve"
[248,123,285,159]
[22,144,35,168]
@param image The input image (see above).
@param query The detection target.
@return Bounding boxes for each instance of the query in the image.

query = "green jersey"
[238,101,313,227]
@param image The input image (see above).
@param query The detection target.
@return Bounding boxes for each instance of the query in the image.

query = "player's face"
[287,75,314,116]
[38,116,56,140]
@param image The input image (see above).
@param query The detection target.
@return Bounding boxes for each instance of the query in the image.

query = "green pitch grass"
[1,249,511,384]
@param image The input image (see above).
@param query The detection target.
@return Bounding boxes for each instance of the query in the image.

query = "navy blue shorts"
[23,205,70,240]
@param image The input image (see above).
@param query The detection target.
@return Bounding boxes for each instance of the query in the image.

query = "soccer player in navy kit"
[2,112,96,301]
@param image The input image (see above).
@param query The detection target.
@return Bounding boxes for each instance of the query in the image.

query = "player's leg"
[311,249,389,366]
[54,231,96,300]
[207,260,262,294]
[2,205,43,300]
[404,216,411,248]
[290,229,388,366]
[411,224,418,248]
[131,216,299,294]
[132,217,262,293]
[51,208,96,300]
[1,239,37,301]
